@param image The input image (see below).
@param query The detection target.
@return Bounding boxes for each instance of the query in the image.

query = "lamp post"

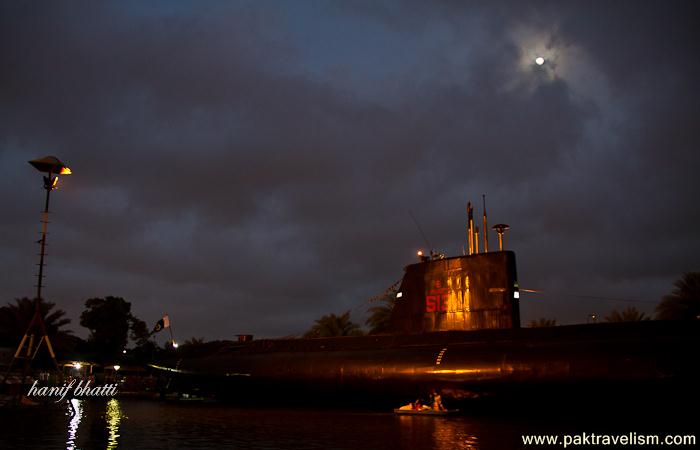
[29,156,72,301]
[3,156,72,380]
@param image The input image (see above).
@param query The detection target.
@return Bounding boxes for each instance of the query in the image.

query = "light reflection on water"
[3,399,505,449]
[432,419,479,450]
[1,399,585,449]
[397,415,479,450]
[63,397,124,450]
[105,398,124,450]
[66,398,82,450]
[2,397,692,449]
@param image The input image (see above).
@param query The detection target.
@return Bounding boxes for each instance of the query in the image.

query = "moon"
[535,56,545,66]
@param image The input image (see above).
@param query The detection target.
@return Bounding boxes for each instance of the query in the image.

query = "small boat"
[393,408,459,416]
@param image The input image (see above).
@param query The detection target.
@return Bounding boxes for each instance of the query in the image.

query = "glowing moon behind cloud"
[535,56,545,65]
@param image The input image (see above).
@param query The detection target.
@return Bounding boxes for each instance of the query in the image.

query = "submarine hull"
[154,252,699,406]
[158,320,700,406]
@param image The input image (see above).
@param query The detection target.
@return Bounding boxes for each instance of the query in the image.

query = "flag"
[152,314,170,334]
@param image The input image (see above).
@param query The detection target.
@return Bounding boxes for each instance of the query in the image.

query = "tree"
[129,316,151,347]
[304,311,364,338]
[605,306,649,322]
[184,337,206,346]
[365,286,398,334]
[79,296,147,361]
[0,297,72,348]
[528,318,557,328]
[365,301,394,334]
[656,272,700,321]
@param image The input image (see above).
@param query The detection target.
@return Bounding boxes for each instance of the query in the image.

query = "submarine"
[152,205,700,407]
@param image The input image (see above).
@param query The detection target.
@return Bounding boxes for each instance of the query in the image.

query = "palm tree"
[0,297,73,348]
[365,283,399,334]
[605,306,649,322]
[656,272,700,320]
[0,297,73,353]
[527,318,557,328]
[365,301,394,334]
[304,311,363,338]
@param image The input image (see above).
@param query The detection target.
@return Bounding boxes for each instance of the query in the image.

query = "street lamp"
[28,156,72,302]
[5,156,72,376]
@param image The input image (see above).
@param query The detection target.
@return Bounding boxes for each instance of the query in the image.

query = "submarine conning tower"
[389,251,520,333]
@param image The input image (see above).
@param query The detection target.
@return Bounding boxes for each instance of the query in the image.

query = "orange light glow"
[52,176,59,187]
[427,367,507,376]
[59,166,72,175]
[417,250,423,256]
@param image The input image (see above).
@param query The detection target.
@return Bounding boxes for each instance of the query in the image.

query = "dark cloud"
[1,1,698,340]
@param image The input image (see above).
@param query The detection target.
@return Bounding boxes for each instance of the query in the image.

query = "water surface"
[0,398,693,449]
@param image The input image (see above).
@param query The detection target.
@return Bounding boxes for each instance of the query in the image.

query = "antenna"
[408,210,434,254]
[467,202,474,255]
[482,194,489,252]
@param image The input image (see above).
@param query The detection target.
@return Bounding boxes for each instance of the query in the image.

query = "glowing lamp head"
[172,341,179,349]
[29,156,72,175]
[74,362,82,370]
[417,250,423,257]
[113,365,120,371]
[535,56,545,66]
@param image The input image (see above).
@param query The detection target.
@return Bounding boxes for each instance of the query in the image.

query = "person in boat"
[431,390,445,411]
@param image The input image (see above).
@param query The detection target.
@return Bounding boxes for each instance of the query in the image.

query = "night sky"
[2,1,699,342]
